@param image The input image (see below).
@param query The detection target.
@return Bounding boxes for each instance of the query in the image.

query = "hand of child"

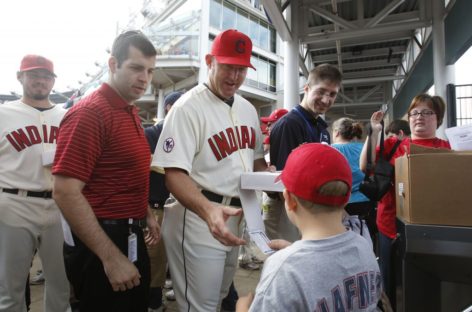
[236,292,255,312]
[269,239,292,250]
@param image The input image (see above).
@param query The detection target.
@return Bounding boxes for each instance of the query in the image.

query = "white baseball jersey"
[153,84,264,197]
[0,100,66,191]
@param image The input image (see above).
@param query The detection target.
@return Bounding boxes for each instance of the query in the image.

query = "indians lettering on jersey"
[208,125,256,161]
[315,271,382,312]
[5,125,59,152]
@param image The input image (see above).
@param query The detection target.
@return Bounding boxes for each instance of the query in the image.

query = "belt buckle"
[42,192,50,199]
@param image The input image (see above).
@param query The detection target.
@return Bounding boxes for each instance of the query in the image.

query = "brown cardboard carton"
[395,144,472,226]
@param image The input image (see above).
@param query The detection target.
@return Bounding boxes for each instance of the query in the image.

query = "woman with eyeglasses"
[360,93,451,305]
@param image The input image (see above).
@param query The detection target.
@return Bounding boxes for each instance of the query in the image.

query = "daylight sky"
[0,0,139,95]
[0,0,471,96]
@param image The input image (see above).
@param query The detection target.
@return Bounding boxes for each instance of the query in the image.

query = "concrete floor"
[29,249,263,312]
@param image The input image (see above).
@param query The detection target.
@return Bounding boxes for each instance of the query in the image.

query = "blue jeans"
[379,232,394,303]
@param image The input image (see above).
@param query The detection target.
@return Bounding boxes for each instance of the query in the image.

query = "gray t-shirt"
[250,230,381,312]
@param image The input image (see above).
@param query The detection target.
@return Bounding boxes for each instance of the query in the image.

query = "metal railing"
[447,83,472,127]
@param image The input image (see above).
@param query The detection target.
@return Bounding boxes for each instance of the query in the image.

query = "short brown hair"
[306,64,342,87]
[112,30,157,67]
[407,94,446,128]
[294,180,350,213]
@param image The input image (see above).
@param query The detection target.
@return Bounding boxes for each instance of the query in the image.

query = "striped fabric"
[53,84,150,219]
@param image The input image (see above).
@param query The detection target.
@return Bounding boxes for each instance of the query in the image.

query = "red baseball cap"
[263,135,270,145]
[261,108,288,123]
[211,29,255,70]
[19,54,56,77]
[280,143,352,207]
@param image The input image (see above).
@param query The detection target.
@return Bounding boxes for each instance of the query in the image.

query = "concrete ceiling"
[262,0,433,123]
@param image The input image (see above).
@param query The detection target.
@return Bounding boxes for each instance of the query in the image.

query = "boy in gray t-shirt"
[237,143,381,312]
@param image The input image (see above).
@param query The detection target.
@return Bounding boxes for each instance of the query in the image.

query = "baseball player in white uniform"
[0,55,70,311]
[153,29,268,311]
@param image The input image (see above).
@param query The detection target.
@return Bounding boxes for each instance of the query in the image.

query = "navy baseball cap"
[164,91,184,106]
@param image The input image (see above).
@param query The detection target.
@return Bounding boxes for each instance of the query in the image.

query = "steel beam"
[302,21,430,44]
[365,0,406,28]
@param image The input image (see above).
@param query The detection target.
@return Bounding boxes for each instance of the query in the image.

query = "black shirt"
[144,120,170,207]
[270,105,330,170]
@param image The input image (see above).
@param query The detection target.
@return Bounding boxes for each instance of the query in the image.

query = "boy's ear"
[283,189,297,212]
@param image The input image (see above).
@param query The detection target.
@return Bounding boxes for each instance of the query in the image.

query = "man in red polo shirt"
[52,30,159,312]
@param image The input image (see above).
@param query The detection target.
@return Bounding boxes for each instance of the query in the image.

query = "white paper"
[60,214,75,246]
[445,124,472,151]
[248,230,275,255]
[240,171,284,192]
[239,188,274,254]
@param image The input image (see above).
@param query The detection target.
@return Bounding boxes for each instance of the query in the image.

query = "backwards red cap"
[20,54,56,77]
[280,143,352,207]
[261,108,288,123]
[211,29,255,70]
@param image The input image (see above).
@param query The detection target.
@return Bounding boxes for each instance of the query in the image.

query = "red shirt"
[52,84,150,219]
[376,137,451,238]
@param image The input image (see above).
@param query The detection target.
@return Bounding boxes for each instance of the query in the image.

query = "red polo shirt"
[52,83,150,219]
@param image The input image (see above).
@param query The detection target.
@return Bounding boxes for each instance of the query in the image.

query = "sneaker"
[239,261,260,271]
[251,256,264,264]
[164,279,173,289]
[165,289,176,301]
[30,270,45,285]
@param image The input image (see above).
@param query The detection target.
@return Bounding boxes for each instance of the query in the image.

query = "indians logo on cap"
[235,39,246,54]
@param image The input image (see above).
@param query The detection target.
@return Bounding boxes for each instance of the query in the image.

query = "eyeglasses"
[25,71,55,81]
[408,110,435,118]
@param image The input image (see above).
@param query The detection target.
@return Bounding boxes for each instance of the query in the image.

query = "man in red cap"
[260,108,288,153]
[152,29,268,311]
[237,143,381,311]
[0,55,70,311]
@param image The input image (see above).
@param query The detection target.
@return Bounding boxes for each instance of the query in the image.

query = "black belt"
[1,188,52,199]
[98,218,147,228]
[202,190,241,207]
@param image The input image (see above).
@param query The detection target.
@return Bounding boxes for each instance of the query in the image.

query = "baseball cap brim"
[21,66,57,77]
[214,55,255,70]
[260,116,273,123]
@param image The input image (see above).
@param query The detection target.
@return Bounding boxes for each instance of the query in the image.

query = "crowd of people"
[0,27,452,312]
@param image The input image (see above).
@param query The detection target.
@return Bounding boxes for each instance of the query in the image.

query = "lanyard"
[293,106,323,143]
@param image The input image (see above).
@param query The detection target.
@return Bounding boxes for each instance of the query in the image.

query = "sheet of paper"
[239,188,274,254]
[445,124,472,151]
[248,230,275,255]
[240,171,284,192]
[60,214,75,246]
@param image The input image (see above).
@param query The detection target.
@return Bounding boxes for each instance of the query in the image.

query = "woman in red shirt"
[360,94,451,303]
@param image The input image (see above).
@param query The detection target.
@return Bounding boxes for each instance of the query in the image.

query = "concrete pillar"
[157,89,165,122]
[432,0,455,138]
[198,0,210,84]
[283,0,300,109]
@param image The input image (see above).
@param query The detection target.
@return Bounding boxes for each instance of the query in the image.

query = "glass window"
[259,21,269,51]
[270,27,276,53]
[269,62,276,91]
[249,16,260,48]
[246,56,258,83]
[237,9,250,35]
[210,0,222,29]
[257,58,269,90]
[222,2,236,30]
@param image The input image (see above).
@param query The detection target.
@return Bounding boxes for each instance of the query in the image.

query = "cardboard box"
[395,144,472,226]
